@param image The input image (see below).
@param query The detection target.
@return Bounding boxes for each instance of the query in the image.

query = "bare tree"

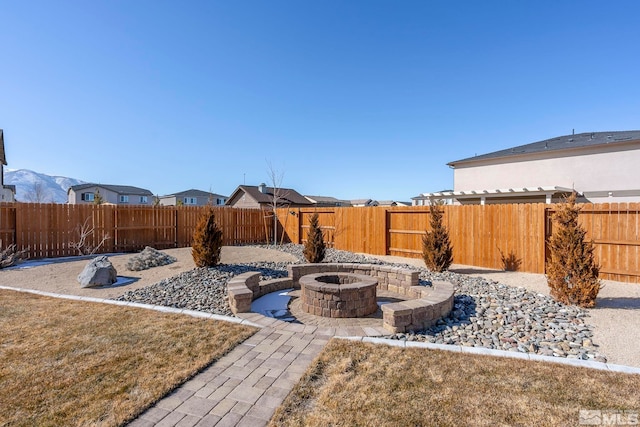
[69,217,111,255]
[25,181,50,203]
[266,161,289,246]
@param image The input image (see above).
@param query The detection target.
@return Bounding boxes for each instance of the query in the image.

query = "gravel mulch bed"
[113,244,606,362]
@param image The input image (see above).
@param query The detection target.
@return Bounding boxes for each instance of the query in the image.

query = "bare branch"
[0,244,29,269]
[69,217,111,255]
[25,181,51,203]
[266,161,290,245]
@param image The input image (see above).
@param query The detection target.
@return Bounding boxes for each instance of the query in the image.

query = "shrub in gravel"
[547,192,601,308]
[422,201,453,272]
[192,207,223,267]
[303,213,326,263]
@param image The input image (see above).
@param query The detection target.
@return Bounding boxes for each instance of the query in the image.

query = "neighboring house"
[377,200,412,207]
[304,195,351,207]
[0,129,16,202]
[225,183,313,209]
[350,199,379,207]
[68,184,154,205]
[158,189,227,206]
[413,130,640,205]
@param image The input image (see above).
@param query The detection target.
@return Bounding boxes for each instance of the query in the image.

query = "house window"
[119,195,129,203]
[217,198,225,205]
[81,193,95,202]
[183,197,197,205]
[140,196,148,204]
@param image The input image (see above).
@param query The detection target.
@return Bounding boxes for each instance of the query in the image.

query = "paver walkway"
[128,313,388,427]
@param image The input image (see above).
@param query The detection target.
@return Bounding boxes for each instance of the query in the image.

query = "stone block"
[383,323,405,333]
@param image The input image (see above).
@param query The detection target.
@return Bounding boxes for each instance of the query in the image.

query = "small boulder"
[126,246,177,271]
[78,256,117,288]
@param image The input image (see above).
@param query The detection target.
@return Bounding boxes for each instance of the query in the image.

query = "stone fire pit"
[299,272,378,318]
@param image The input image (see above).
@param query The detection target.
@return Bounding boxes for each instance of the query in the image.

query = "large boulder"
[78,256,117,288]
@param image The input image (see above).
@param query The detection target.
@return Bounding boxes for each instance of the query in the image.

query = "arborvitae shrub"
[191,207,223,267]
[303,212,326,263]
[422,202,453,272]
[547,192,601,307]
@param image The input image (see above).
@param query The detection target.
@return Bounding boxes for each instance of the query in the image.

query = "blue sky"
[2,1,639,201]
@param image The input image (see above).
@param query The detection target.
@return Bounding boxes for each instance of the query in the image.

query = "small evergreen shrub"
[191,207,223,267]
[303,212,326,263]
[547,192,601,307]
[422,202,453,272]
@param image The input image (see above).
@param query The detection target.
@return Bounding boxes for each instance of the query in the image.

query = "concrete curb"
[336,336,640,375]
[0,285,264,329]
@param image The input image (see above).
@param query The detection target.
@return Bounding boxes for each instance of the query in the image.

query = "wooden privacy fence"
[0,203,272,259]
[2,202,639,283]
[278,203,640,284]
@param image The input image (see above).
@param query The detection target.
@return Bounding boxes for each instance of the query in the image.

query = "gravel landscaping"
[112,244,606,362]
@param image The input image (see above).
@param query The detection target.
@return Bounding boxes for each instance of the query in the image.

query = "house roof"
[161,189,226,199]
[227,185,313,206]
[350,199,378,206]
[305,195,340,203]
[304,195,351,205]
[448,130,640,166]
[0,129,6,166]
[69,183,153,196]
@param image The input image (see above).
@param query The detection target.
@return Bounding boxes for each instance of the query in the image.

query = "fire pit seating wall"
[227,263,455,333]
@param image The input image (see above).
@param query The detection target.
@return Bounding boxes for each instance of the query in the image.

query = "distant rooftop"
[449,130,640,166]
[161,189,226,198]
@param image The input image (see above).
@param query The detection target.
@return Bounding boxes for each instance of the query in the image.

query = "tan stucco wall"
[0,188,15,202]
[159,196,177,206]
[227,193,262,209]
[453,144,640,203]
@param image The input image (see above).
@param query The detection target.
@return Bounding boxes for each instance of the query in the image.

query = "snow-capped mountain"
[3,169,86,203]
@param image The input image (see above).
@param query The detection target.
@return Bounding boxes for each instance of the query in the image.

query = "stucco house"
[226,183,313,209]
[413,130,640,205]
[0,130,16,202]
[158,189,227,206]
[68,184,154,205]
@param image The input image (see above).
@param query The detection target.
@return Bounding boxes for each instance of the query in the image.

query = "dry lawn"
[271,339,640,427]
[0,289,256,427]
